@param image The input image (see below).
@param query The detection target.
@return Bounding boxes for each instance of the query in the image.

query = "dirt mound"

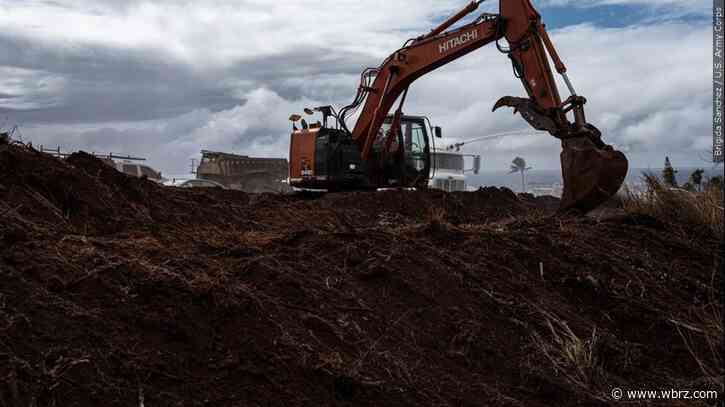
[0,147,256,235]
[0,143,722,407]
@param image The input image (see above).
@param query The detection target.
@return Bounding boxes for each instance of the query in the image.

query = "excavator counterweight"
[288,0,629,213]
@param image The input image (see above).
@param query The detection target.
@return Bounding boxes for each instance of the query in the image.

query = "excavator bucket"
[493,96,629,213]
[559,136,629,213]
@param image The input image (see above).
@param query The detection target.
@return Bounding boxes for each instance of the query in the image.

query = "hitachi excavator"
[288,0,629,213]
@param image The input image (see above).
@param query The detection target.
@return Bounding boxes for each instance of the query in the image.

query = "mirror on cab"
[434,126,442,138]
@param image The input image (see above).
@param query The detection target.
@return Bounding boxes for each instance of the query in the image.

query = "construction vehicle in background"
[430,148,481,192]
[109,158,164,183]
[196,150,290,193]
[433,130,538,192]
[288,0,628,213]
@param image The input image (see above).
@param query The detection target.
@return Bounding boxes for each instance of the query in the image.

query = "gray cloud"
[21,88,319,175]
[0,0,715,175]
[223,48,376,100]
[0,34,243,123]
[0,26,376,124]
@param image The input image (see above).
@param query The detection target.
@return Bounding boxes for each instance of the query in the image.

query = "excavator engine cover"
[559,136,628,213]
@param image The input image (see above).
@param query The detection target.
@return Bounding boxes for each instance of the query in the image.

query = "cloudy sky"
[0,0,715,175]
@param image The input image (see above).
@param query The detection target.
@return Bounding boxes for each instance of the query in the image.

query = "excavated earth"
[0,143,722,406]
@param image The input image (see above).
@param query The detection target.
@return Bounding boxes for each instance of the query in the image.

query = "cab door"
[402,118,431,188]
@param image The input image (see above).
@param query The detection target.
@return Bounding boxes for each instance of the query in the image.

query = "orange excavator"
[288,0,628,213]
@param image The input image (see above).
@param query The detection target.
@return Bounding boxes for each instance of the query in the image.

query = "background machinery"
[196,150,290,193]
[288,0,629,212]
[430,147,481,192]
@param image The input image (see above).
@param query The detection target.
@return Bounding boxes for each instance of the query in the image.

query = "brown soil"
[0,143,722,406]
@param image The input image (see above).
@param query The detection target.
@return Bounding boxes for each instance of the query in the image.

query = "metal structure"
[40,146,147,162]
[288,0,629,212]
[39,146,164,183]
[446,130,539,152]
[196,150,290,193]
[1,125,20,143]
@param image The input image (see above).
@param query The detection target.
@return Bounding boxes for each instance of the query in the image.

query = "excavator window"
[435,154,464,171]
[400,119,431,185]
[373,121,400,154]
[377,122,391,144]
[408,123,426,154]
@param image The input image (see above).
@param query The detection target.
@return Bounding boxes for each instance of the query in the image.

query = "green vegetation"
[625,173,723,239]
[662,156,678,187]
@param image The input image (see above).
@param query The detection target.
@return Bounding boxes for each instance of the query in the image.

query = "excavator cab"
[289,114,433,191]
[374,115,433,189]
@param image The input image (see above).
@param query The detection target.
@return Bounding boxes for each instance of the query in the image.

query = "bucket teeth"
[493,96,558,133]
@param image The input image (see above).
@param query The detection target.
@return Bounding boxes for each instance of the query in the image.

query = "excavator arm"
[348,11,501,160]
[339,0,628,212]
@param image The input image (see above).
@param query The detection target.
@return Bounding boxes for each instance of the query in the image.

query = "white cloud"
[0,0,463,67]
[3,1,714,173]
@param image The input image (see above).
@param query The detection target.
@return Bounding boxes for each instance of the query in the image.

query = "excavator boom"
[348,13,501,160]
[289,0,629,212]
